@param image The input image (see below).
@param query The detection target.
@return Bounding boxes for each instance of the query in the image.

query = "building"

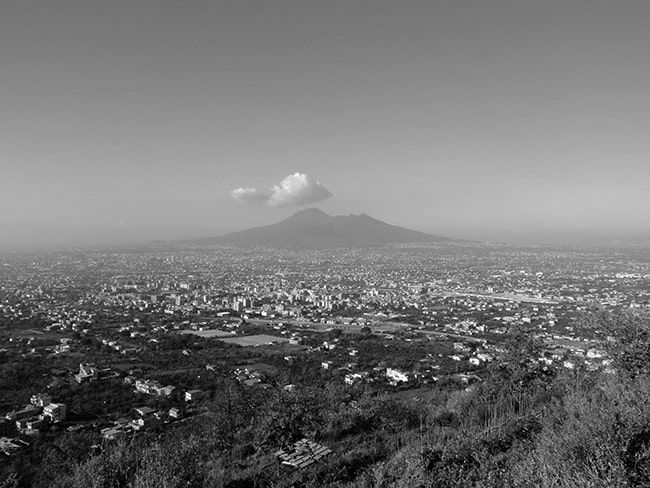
[43,403,67,423]
[453,373,483,386]
[0,437,30,456]
[151,384,176,398]
[101,426,128,441]
[30,393,52,407]
[75,363,98,383]
[344,372,368,385]
[135,379,162,395]
[134,406,156,417]
[386,368,409,385]
[5,404,40,422]
[16,417,45,434]
[130,416,159,431]
[185,389,204,402]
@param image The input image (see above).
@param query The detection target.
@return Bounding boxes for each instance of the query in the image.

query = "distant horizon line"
[2,209,650,254]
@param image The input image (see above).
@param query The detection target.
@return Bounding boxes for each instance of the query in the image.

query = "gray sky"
[2,1,650,249]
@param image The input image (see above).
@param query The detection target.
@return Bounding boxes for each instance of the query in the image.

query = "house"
[43,403,67,423]
[130,416,159,431]
[0,437,30,456]
[75,363,98,383]
[386,368,409,385]
[344,372,368,385]
[152,384,176,398]
[184,389,204,402]
[134,406,156,417]
[30,393,52,408]
[476,352,493,363]
[453,373,482,386]
[242,378,262,387]
[135,379,162,395]
[26,418,46,430]
[5,404,40,422]
[101,426,128,441]
[54,344,71,354]
[16,417,46,434]
[586,348,606,359]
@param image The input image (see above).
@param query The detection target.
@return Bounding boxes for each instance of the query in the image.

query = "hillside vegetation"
[4,312,650,488]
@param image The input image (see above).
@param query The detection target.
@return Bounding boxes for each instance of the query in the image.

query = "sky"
[2,1,650,249]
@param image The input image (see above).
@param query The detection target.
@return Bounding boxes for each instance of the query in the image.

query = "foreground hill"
[189,208,454,248]
[20,312,650,488]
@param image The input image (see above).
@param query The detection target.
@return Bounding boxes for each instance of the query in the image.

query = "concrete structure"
[185,389,204,402]
[75,363,98,383]
[134,406,156,417]
[5,404,40,422]
[30,393,52,407]
[43,403,66,423]
[275,438,332,472]
[386,368,409,384]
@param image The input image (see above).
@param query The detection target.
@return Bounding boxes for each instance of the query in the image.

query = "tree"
[254,388,323,449]
[586,311,650,378]
[475,328,559,418]
[327,328,343,340]
[63,438,142,488]
[0,473,19,488]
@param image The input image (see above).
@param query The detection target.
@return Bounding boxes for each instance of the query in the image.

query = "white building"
[185,389,204,402]
[43,403,67,423]
[386,368,409,385]
[30,393,52,407]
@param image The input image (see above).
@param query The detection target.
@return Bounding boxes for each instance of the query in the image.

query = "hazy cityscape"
[2,226,650,485]
[3,1,650,487]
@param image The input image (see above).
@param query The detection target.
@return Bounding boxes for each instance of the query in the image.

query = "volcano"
[189,208,454,248]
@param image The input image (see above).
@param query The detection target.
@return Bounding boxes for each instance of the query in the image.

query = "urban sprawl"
[1,242,649,461]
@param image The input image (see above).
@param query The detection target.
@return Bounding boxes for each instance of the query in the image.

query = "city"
[2,242,649,485]
[3,1,650,486]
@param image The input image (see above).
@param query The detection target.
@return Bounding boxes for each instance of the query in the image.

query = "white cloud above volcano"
[230,173,332,207]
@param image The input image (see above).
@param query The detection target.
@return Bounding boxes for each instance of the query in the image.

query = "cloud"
[230,187,270,206]
[230,173,333,207]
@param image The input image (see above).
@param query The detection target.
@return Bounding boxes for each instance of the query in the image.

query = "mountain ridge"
[188,208,455,248]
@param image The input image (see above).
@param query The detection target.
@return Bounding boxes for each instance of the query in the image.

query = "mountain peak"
[190,209,455,248]
[296,207,330,216]
[281,208,332,225]
[286,208,330,218]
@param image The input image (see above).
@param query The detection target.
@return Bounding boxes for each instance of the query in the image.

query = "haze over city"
[2,1,650,250]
